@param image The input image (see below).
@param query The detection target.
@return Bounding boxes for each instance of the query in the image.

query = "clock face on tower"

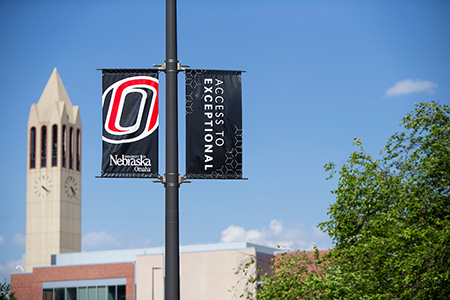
[64,176,79,200]
[34,175,53,198]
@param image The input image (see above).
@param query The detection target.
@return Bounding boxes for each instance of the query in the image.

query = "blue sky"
[1,0,449,281]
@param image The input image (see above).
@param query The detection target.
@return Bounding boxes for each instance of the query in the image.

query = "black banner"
[185,70,243,179]
[101,69,159,178]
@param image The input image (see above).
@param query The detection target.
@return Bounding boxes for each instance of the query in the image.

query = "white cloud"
[0,236,4,245]
[221,226,247,243]
[0,253,25,282]
[220,219,330,251]
[385,79,437,97]
[11,233,26,247]
[82,231,121,250]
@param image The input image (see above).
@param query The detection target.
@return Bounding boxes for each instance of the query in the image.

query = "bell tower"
[26,68,82,272]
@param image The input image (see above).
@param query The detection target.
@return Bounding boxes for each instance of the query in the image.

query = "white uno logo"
[102,76,159,144]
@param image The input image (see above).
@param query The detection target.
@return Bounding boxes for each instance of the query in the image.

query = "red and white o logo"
[102,76,159,144]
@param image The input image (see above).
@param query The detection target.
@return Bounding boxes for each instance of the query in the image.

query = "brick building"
[11,263,133,300]
[11,242,275,300]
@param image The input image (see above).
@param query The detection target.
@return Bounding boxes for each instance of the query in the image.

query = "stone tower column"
[26,68,82,272]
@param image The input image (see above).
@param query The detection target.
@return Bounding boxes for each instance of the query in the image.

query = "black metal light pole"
[164,0,180,299]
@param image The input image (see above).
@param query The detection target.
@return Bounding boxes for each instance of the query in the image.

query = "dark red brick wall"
[275,250,329,274]
[11,263,135,300]
[10,273,36,300]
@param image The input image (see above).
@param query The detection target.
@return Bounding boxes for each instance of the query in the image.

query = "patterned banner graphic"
[101,69,159,178]
[185,70,243,179]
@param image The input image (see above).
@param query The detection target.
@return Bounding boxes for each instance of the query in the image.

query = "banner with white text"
[101,69,159,178]
[185,70,243,179]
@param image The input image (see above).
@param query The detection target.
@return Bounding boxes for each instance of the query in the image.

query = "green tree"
[321,101,450,299]
[234,246,328,300]
[235,101,450,299]
[0,280,17,300]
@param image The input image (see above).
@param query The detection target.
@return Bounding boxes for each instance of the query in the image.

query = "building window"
[43,289,52,300]
[108,286,116,299]
[97,286,106,300]
[52,125,58,167]
[55,288,65,300]
[76,129,81,171]
[88,287,95,299]
[43,284,126,300]
[42,288,64,300]
[69,127,73,169]
[67,288,77,300]
[117,285,126,300]
[41,126,47,168]
[62,125,66,168]
[30,127,36,169]
[78,287,86,300]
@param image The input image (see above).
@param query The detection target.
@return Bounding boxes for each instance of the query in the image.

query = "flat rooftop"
[52,242,277,266]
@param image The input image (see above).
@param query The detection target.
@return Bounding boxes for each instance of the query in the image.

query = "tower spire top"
[36,68,74,122]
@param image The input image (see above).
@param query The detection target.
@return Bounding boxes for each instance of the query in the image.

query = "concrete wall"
[136,248,259,300]
[136,255,164,300]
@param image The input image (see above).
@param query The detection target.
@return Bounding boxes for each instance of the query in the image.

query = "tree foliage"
[235,246,328,300]
[0,280,17,300]
[235,101,450,299]
[321,101,450,299]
